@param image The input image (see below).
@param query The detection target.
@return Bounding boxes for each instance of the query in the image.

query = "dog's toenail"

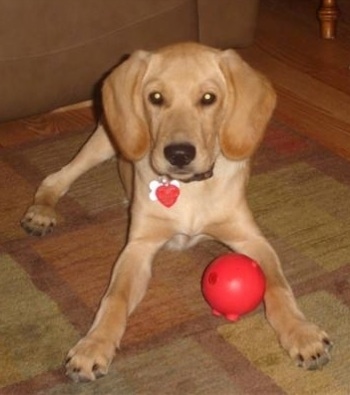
[323,338,333,349]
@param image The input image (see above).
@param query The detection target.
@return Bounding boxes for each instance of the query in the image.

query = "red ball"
[201,253,266,321]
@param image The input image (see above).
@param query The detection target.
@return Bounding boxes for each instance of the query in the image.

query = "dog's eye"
[149,91,164,106]
[200,92,217,106]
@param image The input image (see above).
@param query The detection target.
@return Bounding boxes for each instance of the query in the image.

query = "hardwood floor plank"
[277,88,350,159]
[0,106,95,148]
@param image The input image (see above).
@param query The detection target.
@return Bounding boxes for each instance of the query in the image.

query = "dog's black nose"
[164,143,196,167]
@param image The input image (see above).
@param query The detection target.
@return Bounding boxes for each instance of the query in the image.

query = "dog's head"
[103,42,276,182]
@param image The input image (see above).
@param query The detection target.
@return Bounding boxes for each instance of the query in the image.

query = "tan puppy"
[21,42,332,382]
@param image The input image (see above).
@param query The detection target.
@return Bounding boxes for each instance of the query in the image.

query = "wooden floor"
[240,0,350,160]
[1,0,349,159]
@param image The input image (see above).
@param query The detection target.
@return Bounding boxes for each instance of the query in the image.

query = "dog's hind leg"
[21,123,115,236]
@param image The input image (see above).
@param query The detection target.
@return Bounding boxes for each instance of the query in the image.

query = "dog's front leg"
[211,220,332,370]
[65,238,163,382]
[21,123,115,236]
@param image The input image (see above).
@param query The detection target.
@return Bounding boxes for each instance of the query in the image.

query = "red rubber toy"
[201,253,266,321]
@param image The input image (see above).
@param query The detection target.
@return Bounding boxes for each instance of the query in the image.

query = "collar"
[149,167,214,208]
[180,167,214,183]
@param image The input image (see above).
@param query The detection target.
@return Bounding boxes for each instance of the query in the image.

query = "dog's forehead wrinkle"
[146,52,224,90]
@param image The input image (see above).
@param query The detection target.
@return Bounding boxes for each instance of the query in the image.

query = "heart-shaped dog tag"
[149,178,180,208]
[155,184,180,207]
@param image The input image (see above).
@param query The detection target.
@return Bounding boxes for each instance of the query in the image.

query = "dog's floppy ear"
[102,50,151,161]
[219,50,276,160]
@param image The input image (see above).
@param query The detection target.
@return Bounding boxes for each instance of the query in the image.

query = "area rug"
[0,119,349,394]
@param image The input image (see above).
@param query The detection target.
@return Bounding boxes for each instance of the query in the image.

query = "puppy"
[21,42,332,382]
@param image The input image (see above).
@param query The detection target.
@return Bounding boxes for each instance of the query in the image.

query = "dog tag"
[149,178,180,208]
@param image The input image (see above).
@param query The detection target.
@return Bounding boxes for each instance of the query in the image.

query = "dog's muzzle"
[163,142,214,183]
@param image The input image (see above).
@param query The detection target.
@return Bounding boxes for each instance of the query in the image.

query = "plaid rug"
[0,119,349,394]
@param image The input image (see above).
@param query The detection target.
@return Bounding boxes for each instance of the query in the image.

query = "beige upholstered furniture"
[0,0,260,122]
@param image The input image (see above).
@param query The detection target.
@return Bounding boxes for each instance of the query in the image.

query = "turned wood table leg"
[318,0,340,39]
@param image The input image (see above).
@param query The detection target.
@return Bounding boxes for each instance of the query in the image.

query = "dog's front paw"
[21,204,57,236]
[280,321,333,370]
[65,336,116,382]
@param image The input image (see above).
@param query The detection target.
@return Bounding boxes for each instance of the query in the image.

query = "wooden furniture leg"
[318,0,340,39]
